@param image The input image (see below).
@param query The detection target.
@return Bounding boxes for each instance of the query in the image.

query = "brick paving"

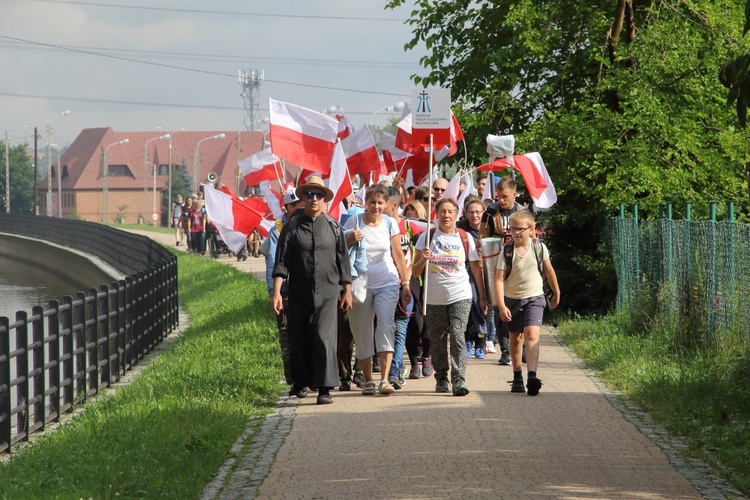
[130,228,745,500]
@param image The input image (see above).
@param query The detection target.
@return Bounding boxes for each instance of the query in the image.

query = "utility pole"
[33,127,38,215]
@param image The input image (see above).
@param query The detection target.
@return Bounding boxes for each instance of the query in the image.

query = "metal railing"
[0,215,178,453]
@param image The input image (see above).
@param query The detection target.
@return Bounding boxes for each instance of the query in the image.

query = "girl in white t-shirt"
[344,184,412,396]
[412,198,487,396]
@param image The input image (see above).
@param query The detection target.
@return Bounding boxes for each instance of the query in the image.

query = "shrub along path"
[134,229,743,499]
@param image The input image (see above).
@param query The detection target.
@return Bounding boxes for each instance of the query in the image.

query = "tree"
[0,141,35,214]
[388,0,750,312]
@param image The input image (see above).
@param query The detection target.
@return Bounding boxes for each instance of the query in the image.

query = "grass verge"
[558,313,750,495]
[0,248,282,498]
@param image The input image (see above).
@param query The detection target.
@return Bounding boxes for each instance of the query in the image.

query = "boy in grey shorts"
[494,210,560,395]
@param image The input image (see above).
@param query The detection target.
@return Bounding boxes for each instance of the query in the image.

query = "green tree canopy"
[0,141,35,214]
[388,0,750,312]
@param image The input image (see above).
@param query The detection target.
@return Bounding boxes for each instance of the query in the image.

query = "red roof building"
[38,128,263,224]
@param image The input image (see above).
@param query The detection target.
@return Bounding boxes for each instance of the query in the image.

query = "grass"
[0,245,282,498]
[558,312,750,495]
[107,222,174,234]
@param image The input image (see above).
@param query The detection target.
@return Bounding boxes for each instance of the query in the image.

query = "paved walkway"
[130,228,744,499]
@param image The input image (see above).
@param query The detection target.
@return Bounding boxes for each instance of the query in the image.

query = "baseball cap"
[283,188,300,205]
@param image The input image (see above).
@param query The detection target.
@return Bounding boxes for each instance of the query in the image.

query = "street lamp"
[157,127,187,213]
[4,125,27,213]
[102,138,129,223]
[193,133,225,192]
[368,101,405,129]
[47,110,70,216]
[143,133,170,223]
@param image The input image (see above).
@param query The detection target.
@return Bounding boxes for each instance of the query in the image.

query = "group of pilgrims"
[264,172,560,405]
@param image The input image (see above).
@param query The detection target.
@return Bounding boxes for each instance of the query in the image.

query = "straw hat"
[295,175,334,202]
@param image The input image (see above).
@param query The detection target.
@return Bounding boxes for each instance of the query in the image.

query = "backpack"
[503,238,544,280]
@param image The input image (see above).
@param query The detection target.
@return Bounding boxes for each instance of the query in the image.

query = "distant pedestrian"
[494,210,560,395]
[172,194,184,246]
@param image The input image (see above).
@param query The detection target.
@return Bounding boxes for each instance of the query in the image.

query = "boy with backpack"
[494,210,560,396]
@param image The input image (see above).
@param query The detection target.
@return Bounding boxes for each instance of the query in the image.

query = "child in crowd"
[494,210,560,396]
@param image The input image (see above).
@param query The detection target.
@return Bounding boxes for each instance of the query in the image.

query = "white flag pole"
[423,133,434,316]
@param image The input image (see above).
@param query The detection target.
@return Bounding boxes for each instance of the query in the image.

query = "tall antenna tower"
[239,69,264,131]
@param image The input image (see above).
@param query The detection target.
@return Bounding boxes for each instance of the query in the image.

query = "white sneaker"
[485,342,497,354]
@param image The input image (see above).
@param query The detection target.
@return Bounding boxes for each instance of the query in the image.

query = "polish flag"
[341,126,380,176]
[259,180,284,219]
[238,148,283,186]
[380,129,410,172]
[329,105,355,140]
[476,152,557,209]
[203,185,263,254]
[269,97,338,175]
[326,142,353,222]
[395,112,413,152]
[448,113,464,156]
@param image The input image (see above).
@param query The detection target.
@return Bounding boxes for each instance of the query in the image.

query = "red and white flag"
[341,126,380,176]
[476,152,557,209]
[203,185,263,254]
[269,97,338,175]
[448,113,464,156]
[329,105,355,140]
[238,148,283,186]
[259,180,285,220]
[326,142,353,222]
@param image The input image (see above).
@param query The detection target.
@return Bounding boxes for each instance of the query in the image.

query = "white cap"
[283,188,300,205]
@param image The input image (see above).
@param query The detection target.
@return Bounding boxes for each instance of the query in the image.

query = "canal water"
[0,251,114,319]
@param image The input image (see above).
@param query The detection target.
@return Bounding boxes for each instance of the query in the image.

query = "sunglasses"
[305,191,326,200]
[433,187,446,193]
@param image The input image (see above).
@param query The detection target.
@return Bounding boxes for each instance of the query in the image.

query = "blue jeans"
[486,305,496,342]
[389,294,413,380]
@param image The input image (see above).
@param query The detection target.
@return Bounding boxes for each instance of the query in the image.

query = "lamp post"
[368,101,405,129]
[192,133,225,192]
[143,133,170,223]
[102,138,129,223]
[4,125,27,213]
[47,110,70,216]
[157,127,187,215]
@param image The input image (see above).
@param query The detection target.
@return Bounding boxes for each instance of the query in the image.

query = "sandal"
[378,380,395,395]
[362,381,377,396]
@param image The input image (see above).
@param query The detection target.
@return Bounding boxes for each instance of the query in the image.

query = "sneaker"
[453,384,470,396]
[408,365,421,379]
[485,342,497,354]
[388,376,402,390]
[474,347,486,359]
[466,341,474,358]
[353,370,366,388]
[498,351,511,365]
[435,378,450,393]
[338,379,351,391]
[399,365,407,386]
[372,356,381,373]
[316,393,333,405]
[378,380,395,395]
[510,379,525,393]
[527,376,543,396]
[422,357,434,377]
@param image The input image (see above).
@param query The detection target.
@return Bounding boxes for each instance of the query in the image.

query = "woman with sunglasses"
[343,184,412,396]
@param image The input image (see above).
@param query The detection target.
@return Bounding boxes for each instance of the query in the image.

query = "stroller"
[206,222,233,258]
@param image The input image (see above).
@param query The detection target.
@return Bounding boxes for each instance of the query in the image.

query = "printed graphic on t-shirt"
[428,240,462,273]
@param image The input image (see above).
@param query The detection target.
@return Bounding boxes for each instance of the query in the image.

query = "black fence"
[0,215,178,454]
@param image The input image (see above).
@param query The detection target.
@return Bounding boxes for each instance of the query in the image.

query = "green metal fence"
[606,202,750,344]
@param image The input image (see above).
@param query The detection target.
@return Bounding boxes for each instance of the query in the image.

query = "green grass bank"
[558,313,750,495]
[0,247,282,498]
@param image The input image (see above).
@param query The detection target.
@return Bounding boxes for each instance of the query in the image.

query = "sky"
[0,0,426,149]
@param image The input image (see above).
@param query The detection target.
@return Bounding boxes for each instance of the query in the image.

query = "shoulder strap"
[324,214,341,238]
[455,228,470,259]
[503,240,514,279]
[532,238,544,279]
